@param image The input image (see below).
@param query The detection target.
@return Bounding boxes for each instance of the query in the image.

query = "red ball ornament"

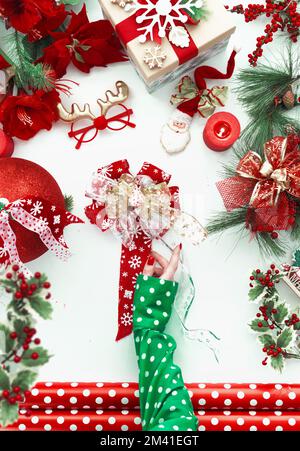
[0,158,65,262]
[0,129,14,157]
[203,112,241,152]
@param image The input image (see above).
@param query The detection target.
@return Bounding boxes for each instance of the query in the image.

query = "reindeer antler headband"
[58,81,136,149]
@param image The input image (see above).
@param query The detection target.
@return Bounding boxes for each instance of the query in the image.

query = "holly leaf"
[22,347,50,367]
[12,370,37,392]
[294,321,300,331]
[270,354,284,373]
[258,334,275,347]
[248,284,264,301]
[0,324,14,353]
[0,400,19,427]
[265,300,274,317]
[273,304,289,323]
[293,249,300,266]
[0,368,10,390]
[29,296,53,320]
[250,318,269,332]
[13,319,28,337]
[277,328,293,348]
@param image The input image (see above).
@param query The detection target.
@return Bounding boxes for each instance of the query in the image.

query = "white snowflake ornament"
[125,0,204,47]
[143,46,167,69]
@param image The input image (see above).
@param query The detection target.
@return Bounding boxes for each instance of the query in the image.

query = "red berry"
[6,273,12,279]
[15,394,23,402]
[14,356,21,363]
[13,386,20,394]
[34,272,41,279]
[10,332,17,340]
[258,322,263,328]
[9,397,17,404]
[270,264,275,269]
[15,291,23,300]
[34,338,41,345]
[31,352,39,360]
[24,390,31,397]
[12,265,19,272]
[43,282,51,289]
[2,390,9,398]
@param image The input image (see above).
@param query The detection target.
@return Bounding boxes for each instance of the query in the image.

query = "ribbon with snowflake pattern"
[85,159,206,341]
[0,197,83,276]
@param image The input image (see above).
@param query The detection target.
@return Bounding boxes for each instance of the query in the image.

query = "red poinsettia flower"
[0,0,67,40]
[0,89,60,140]
[40,5,126,78]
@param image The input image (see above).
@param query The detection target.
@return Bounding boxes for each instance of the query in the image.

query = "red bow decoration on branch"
[217,136,300,233]
[58,81,135,150]
[85,159,206,341]
[0,197,83,275]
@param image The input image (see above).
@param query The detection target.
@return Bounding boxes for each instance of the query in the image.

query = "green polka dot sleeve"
[133,274,198,432]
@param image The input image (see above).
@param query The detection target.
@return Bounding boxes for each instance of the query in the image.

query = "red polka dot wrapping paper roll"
[3,382,300,431]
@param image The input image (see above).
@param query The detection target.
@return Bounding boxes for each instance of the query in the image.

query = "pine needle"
[64,195,74,212]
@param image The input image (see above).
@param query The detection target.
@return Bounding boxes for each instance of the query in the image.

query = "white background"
[3,0,300,383]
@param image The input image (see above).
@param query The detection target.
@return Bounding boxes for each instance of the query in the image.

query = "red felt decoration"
[0,158,65,262]
[0,129,14,157]
[203,112,241,151]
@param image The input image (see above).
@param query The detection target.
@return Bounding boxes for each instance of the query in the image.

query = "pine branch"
[206,207,248,234]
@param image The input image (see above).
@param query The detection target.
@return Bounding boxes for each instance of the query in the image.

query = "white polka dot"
[224,425,231,431]
[250,399,257,406]
[71,383,79,387]
[31,416,39,424]
[57,416,64,424]
[134,390,139,398]
[166,291,171,297]
[147,308,152,314]
[141,353,146,360]
[147,338,152,344]
[121,410,129,415]
[249,425,257,431]
[83,416,90,424]
[108,417,116,424]
[145,402,150,409]
[188,390,193,398]
[249,384,257,389]
[44,396,52,404]
[275,426,283,431]
[173,425,179,431]
[96,383,104,388]
[109,390,116,397]
[96,397,103,404]
[95,425,103,431]
[172,391,178,396]
[96,410,103,415]
[275,411,282,416]
[211,391,219,399]
[157,343,162,349]
[275,384,282,390]
[121,425,128,431]
[224,399,232,406]
[150,356,155,362]
[288,392,296,400]
[137,317,142,322]
[224,384,231,389]
[70,424,77,431]
[121,397,129,405]
[288,418,296,426]
[134,417,141,424]
[44,424,52,431]
[122,383,129,388]
[198,425,206,431]
[154,320,159,326]
[45,383,53,387]
[158,387,163,393]
[276,400,283,407]
[70,397,77,404]
[57,389,65,397]
[83,389,90,397]
[170,406,176,411]
[263,418,270,426]
[263,392,270,399]
[31,388,39,396]
[18,424,26,431]
[198,410,205,416]
[160,279,165,285]
[45,409,53,415]
[211,418,219,425]
[237,391,245,399]
[149,288,155,294]
[223,411,231,416]
[198,383,206,389]
[145,371,149,377]
[71,410,78,415]
[156,300,161,306]
[143,275,148,281]
[237,418,244,426]
[249,411,256,416]
[198,398,206,406]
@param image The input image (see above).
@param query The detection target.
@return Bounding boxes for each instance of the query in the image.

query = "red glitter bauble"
[0,158,65,262]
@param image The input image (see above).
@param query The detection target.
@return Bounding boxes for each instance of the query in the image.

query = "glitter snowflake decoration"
[125,0,204,47]
[144,45,167,69]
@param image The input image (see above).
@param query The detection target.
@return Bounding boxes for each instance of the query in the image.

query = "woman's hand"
[143,244,181,282]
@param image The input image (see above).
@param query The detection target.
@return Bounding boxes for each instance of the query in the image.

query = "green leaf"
[0,324,14,353]
[0,368,10,390]
[250,318,269,332]
[258,334,275,347]
[277,328,293,348]
[29,296,53,320]
[0,400,19,427]
[22,347,50,367]
[248,284,264,301]
[294,321,300,331]
[270,354,284,372]
[12,370,37,392]
[273,304,289,323]
[13,319,29,342]
[293,249,300,267]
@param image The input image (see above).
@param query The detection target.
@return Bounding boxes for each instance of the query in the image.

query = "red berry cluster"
[225,1,300,66]
[249,264,280,288]
[5,266,51,301]
[285,313,300,327]
[1,386,31,405]
[256,305,278,330]
[8,326,41,364]
[262,344,283,365]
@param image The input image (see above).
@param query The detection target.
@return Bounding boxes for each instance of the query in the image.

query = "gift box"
[99,0,236,92]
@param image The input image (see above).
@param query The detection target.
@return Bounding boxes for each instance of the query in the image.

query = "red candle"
[203,112,241,152]
[0,129,14,157]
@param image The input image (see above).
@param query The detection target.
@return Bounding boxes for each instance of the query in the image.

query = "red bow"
[85,160,179,341]
[69,105,136,150]
[217,136,300,232]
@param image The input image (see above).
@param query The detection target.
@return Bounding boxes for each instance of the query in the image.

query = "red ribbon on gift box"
[3,382,300,431]
[115,9,199,65]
